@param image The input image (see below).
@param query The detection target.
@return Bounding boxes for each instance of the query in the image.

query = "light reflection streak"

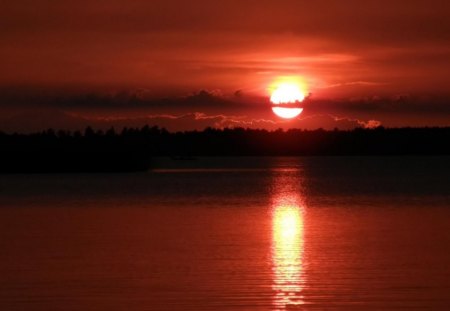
[271,176,305,309]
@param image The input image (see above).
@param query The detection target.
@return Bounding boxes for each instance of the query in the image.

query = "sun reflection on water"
[272,185,305,309]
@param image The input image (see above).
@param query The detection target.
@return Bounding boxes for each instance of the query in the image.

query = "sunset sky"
[1,0,450,132]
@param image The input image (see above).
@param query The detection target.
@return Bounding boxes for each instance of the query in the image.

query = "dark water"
[0,157,449,310]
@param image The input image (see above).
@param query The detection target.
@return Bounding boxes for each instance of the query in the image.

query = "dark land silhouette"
[0,126,449,173]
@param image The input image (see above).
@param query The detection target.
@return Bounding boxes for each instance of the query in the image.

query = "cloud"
[0,109,381,133]
[364,120,382,128]
[89,112,278,131]
[294,114,382,130]
[1,89,449,130]
[1,1,449,96]
[318,81,387,89]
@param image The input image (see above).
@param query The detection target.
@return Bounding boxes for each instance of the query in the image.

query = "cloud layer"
[1,0,450,97]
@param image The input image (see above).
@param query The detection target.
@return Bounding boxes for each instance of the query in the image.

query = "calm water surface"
[0,157,449,310]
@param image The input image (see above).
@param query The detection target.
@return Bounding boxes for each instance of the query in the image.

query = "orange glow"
[270,83,306,104]
[272,107,303,119]
[273,205,303,245]
[272,188,305,309]
[270,78,307,119]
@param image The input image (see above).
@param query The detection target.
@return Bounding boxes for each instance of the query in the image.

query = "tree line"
[1,126,449,157]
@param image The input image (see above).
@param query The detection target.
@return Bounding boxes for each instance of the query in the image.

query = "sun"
[270,81,306,119]
[270,83,305,104]
[272,107,303,119]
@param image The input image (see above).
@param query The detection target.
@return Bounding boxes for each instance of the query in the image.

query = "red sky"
[1,0,450,131]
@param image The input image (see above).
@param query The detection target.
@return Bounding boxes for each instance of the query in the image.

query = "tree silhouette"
[0,126,449,172]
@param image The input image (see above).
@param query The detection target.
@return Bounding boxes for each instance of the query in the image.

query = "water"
[0,157,449,310]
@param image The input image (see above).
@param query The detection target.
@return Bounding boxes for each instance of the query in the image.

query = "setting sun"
[270,80,306,119]
[270,83,305,104]
[272,107,303,119]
